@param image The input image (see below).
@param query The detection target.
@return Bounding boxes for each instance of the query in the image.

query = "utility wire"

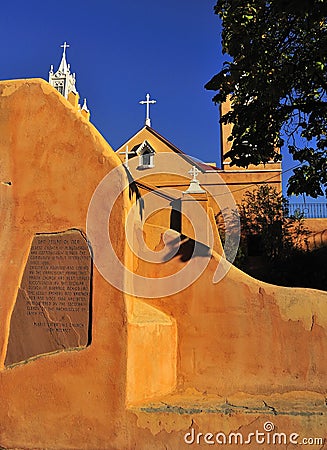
[211,163,302,198]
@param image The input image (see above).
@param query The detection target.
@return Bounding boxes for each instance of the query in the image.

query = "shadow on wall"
[174,237,211,262]
[125,165,145,220]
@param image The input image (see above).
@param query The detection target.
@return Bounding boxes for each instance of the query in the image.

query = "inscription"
[5,229,92,366]
[25,235,90,330]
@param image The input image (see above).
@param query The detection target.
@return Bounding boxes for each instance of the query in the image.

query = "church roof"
[146,126,221,172]
[118,125,221,172]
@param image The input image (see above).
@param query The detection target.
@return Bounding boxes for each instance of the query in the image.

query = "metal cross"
[139,93,156,127]
[61,42,70,54]
[188,166,200,182]
[119,145,134,169]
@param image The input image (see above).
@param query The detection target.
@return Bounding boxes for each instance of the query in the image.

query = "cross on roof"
[188,166,200,182]
[139,93,156,127]
[61,42,70,54]
[119,145,135,169]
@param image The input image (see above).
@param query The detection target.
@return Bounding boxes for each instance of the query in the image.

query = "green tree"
[216,185,309,274]
[237,185,308,261]
[205,0,327,198]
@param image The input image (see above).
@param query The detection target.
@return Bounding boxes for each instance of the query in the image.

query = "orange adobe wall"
[0,79,326,449]
[304,218,327,250]
[135,223,327,396]
[0,79,132,449]
[126,218,327,448]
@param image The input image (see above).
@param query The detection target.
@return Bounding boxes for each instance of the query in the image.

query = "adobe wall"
[136,223,327,397]
[304,218,327,234]
[0,80,325,449]
[302,219,327,250]
[127,222,327,448]
[219,169,282,204]
[0,79,132,449]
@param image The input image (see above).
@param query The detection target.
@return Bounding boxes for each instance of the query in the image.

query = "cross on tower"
[61,41,70,54]
[184,165,205,194]
[139,93,156,127]
[188,166,200,182]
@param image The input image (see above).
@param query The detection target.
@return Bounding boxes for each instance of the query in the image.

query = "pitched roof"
[116,125,221,172]
[144,126,221,172]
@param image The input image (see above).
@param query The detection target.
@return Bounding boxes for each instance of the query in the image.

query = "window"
[54,80,65,96]
[137,141,155,168]
[140,151,154,167]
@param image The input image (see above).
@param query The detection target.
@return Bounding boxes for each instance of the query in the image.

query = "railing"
[287,202,327,219]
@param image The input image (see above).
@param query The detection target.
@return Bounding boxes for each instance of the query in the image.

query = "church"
[0,43,326,449]
[115,94,282,206]
[47,43,326,253]
[48,42,282,209]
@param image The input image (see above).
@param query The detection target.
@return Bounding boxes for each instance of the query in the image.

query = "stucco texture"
[0,80,326,449]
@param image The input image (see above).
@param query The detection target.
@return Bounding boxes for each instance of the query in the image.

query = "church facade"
[115,95,282,208]
[48,43,282,209]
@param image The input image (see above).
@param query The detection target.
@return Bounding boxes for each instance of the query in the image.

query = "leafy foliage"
[237,185,309,260]
[216,185,314,287]
[206,0,327,197]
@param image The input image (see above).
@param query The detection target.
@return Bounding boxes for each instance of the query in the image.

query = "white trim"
[137,164,155,169]
[135,140,155,156]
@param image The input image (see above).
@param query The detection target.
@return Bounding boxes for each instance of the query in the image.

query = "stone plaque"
[5,229,92,366]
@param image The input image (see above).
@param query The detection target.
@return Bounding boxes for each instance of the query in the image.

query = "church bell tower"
[48,42,90,120]
[48,42,78,100]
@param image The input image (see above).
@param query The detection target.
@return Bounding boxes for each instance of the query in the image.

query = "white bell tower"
[48,42,78,99]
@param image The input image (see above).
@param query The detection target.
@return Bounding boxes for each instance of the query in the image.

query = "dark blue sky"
[1,1,221,163]
[0,0,319,200]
